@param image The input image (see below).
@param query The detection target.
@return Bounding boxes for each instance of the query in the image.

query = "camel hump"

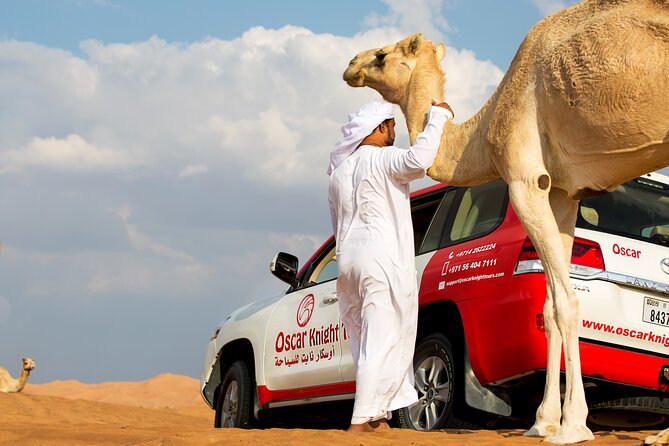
[487,0,669,153]
[538,7,669,98]
[521,0,669,67]
[538,3,669,153]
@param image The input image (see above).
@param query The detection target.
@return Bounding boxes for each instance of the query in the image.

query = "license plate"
[643,296,669,327]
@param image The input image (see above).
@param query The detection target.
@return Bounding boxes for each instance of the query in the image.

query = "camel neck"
[430,104,498,185]
[397,62,498,185]
[401,70,445,144]
[16,369,30,391]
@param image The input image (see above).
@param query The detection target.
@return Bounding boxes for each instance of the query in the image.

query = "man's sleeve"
[387,106,452,183]
[328,195,338,239]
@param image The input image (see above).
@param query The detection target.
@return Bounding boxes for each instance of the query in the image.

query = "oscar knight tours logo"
[274,294,346,355]
[612,243,641,259]
[297,294,315,327]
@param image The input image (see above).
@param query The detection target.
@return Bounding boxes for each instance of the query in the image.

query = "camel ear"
[409,34,423,54]
[435,43,445,61]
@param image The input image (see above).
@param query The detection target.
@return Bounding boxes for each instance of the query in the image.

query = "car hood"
[228,291,285,323]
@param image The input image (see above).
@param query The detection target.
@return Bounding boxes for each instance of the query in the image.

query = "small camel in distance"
[342,0,669,444]
[0,358,35,393]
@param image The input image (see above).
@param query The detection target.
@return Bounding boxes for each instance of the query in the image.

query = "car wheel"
[397,333,457,430]
[215,360,253,428]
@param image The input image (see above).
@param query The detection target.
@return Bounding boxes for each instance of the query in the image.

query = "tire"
[215,360,253,428]
[587,396,669,431]
[398,333,461,430]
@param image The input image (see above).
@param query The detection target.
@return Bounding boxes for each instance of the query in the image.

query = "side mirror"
[270,252,299,285]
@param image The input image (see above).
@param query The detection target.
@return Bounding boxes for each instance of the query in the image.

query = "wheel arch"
[417,300,465,357]
[417,299,512,418]
[399,301,482,429]
[211,338,257,412]
[417,301,466,394]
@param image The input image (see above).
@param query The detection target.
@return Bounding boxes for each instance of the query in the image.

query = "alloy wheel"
[221,380,239,427]
[407,355,452,430]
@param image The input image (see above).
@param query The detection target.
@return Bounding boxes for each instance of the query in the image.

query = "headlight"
[209,315,231,341]
[209,326,221,341]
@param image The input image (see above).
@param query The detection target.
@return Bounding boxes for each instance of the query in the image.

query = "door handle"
[322,293,338,304]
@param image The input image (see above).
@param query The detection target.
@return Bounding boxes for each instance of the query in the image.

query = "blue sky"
[3,0,549,69]
[0,0,591,383]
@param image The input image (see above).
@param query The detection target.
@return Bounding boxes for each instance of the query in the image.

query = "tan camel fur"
[0,358,35,393]
[646,428,669,445]
[343,1,669,444]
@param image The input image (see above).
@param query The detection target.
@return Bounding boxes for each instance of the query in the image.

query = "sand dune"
[0,374,657,445]
[24,373,203,409]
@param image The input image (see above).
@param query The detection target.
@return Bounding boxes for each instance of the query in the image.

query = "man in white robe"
[328,100,454,432]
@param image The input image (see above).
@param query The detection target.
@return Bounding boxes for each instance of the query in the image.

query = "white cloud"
[115,207,196,264]
[1,134,135,173]
[93,0,120,8]
[0,0,506,308]
[85,259,208,295]
[365,0,451,43]
[178,164,209,179]
[442,48,504,121]
[532,0,569,16]
[0,40,98,103]
[268,233,326,258]
[0,24,502,184]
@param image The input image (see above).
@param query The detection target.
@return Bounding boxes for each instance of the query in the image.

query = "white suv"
[201,172,669,430]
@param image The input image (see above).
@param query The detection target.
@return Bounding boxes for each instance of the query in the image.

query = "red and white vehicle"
[200,172,669,430]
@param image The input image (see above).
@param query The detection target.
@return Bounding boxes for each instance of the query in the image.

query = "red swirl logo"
[296,294,315,327]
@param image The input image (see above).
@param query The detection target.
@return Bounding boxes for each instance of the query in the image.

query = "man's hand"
[431,100,454,118]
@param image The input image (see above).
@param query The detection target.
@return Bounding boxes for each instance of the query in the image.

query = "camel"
[342,0,669,443]
[0,358,35,393]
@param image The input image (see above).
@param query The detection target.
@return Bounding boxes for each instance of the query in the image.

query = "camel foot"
[524,421,558,437]
[347,423,374,433]
[645,427,669,445]
[546,424,594,444]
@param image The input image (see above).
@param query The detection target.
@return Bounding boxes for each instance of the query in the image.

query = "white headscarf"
[327,101,394,175]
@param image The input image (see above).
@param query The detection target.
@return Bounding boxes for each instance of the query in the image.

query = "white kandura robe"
[328,107,450,423]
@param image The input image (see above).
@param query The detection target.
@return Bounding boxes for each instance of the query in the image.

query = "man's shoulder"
[379,145,408,160]
[358,145,405,155]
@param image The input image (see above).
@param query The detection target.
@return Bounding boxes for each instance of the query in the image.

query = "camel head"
[22,358,35,372]
[343,33,446,106]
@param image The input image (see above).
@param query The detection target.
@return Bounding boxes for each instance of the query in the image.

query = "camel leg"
[525,282,563,438]
[508,175,593,444]
[544,189,593,445]
[511,177,563,438]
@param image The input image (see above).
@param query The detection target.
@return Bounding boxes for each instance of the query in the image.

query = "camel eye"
[375,52,386,64]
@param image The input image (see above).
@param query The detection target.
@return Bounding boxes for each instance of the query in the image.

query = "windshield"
[577,176,669,247]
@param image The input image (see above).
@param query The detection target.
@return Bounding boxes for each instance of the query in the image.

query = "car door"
[338,188,450,382]
[264,241,344,391]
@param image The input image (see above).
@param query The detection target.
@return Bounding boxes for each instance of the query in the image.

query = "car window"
[412,190,448,255]
[442,179,508,246]
[417,190,456,254]
[577,176,669,246]
[300,189,449,288]
[299,180,508,289]
[302,244,338,288]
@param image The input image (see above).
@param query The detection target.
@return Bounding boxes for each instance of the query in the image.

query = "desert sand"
[0,374,654,445]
